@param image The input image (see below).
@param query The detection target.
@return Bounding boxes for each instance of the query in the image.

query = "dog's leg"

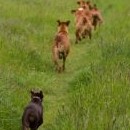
[62,53,66,71]
[53,53,60,72]
[55,60,60,72]
[88,30,92,40]
[53,47,60,72]
[31,129,37,130]
[22,125,28,130]
[82,29,87,39]
[94,22,97,30]
[75,29,81,44]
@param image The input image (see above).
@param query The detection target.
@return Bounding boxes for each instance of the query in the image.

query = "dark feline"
[22,90,44,130]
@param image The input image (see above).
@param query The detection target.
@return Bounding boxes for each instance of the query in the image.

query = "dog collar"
[32,96,42,102]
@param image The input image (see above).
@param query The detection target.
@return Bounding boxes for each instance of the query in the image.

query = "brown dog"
[77,0,92,11]
[52,20,70,72]
[91,4,103,30]
[71,8,85,43]
[22,90,44,130]
[71,8,93,43]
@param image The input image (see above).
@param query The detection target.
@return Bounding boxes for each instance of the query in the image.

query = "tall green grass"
[0,0,130,130]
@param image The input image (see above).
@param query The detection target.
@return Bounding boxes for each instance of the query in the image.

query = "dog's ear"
[57,20,61,26]
[86,1,90,4]
[94,4,97,7]
[71,9,76,14]
[93,4,98,10]
[30,90,34,95]
[30,90,35,99]
[77,1,80,5]
[66,20,70,26]
[86,1,92,9]
[39,90,44,99]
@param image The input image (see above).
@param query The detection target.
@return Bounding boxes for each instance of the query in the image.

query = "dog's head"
[77,0,91,10]
[30,90,44,102]
[57,20,70,33]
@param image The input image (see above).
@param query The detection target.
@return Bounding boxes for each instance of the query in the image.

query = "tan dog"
[77,1,103,31]
[52,20,70,72]
[77,0,92,11]
[71,8,86,43]
[71,8,93,43]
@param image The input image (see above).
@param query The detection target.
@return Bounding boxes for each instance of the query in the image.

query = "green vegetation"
[0,0,130,130]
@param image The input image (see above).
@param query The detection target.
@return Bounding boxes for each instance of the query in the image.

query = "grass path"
[42,37,102,129]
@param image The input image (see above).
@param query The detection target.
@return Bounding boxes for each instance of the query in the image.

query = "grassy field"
[0,0,130,130]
